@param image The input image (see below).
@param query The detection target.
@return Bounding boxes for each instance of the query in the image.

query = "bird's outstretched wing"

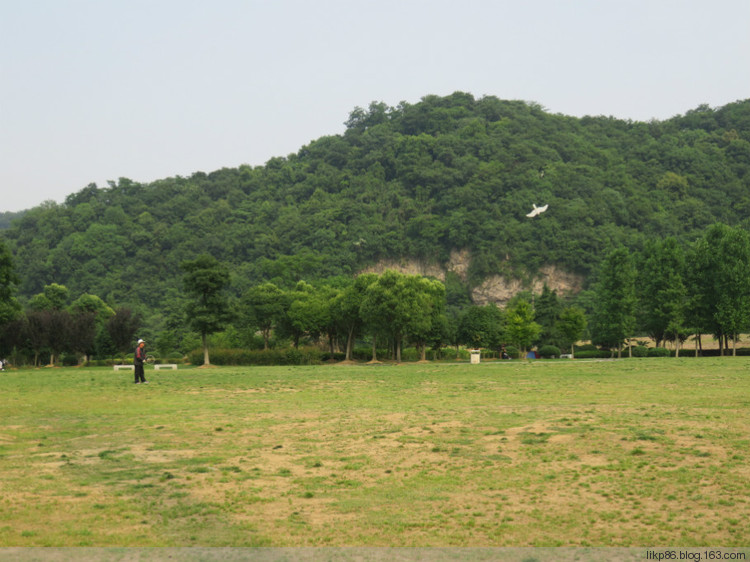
[526,204,548,218]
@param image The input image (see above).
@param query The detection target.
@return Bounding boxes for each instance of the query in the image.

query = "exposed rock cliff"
[360,251,584,307]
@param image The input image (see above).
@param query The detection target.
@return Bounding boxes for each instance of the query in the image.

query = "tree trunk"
[371,335,377,362]
[202,332,210,365]
[345,327,354,361]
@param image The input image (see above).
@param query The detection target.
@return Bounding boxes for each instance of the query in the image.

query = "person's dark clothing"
[134,345,147,383]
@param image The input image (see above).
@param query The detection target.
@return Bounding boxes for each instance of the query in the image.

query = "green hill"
[3,92,750,322]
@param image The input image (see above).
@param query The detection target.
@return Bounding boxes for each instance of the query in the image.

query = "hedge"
[187,347,325,366]
[647,347,671,358]
[573,349,612,359]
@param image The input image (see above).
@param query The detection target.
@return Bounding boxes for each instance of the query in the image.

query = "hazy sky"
[2,0,749,212]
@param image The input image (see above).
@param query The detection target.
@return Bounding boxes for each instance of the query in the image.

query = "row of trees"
[0,281,142,365]
[184,256,587,364]
[3,221,750,365]
[591,223,750,357]
[0,238,585,365]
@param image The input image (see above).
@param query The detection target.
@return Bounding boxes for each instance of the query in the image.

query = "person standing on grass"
[134,339,148,384]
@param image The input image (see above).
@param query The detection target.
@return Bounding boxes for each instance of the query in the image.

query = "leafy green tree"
[68,293,115,361]
[687,223,750,355]
[318,285,342,356]
[444,271,472,308]
[636,238,687,354]
[443,307,462,358]
[277,281,330,349]
[69,293,115,319]
[505,298,541,357]
[28,283,69,311]
[685,236,717,355]
[713,227,750,356]
[534,284,563,347]
[688,224,750,356]
[405,276,446,361]
[0,240,21,355]
[331,274,377,361]
[241,282,285,350]
[360,270,444,362]
[181,255,233,365]
[557,306,587,358]
[592,247,637,358]
[457,304,505,349]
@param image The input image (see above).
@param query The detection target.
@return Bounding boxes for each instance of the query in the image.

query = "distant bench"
[560,354,573,359]
[114,363,178,371]
[154,364,178,370]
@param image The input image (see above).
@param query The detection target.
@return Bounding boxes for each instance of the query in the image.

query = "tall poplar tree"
[592,246,637,358]
[688,224,750,356]
[636,238,687,354]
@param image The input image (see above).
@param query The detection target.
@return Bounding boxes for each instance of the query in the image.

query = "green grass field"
[1,358,748,547]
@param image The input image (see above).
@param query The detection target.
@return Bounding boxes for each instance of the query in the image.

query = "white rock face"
[360,250,584,308]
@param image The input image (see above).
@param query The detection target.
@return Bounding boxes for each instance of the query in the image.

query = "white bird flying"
[526,203,549,218]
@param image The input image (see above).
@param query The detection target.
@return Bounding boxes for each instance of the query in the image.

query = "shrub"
[61,354,79,367]
[574,349,612,359]
[352,347,390,361]
[504,346,520,359]
[631,345,649,357]
[426,348,456,361]
[647,347,671,358]
[538,345,561,359]
[187,347,325,366]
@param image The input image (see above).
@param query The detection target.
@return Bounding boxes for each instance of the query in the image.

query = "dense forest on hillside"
[3,93,750,331]
[0,211,24,230]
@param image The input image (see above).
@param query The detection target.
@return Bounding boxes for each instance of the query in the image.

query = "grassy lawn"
[0,358,748,547]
